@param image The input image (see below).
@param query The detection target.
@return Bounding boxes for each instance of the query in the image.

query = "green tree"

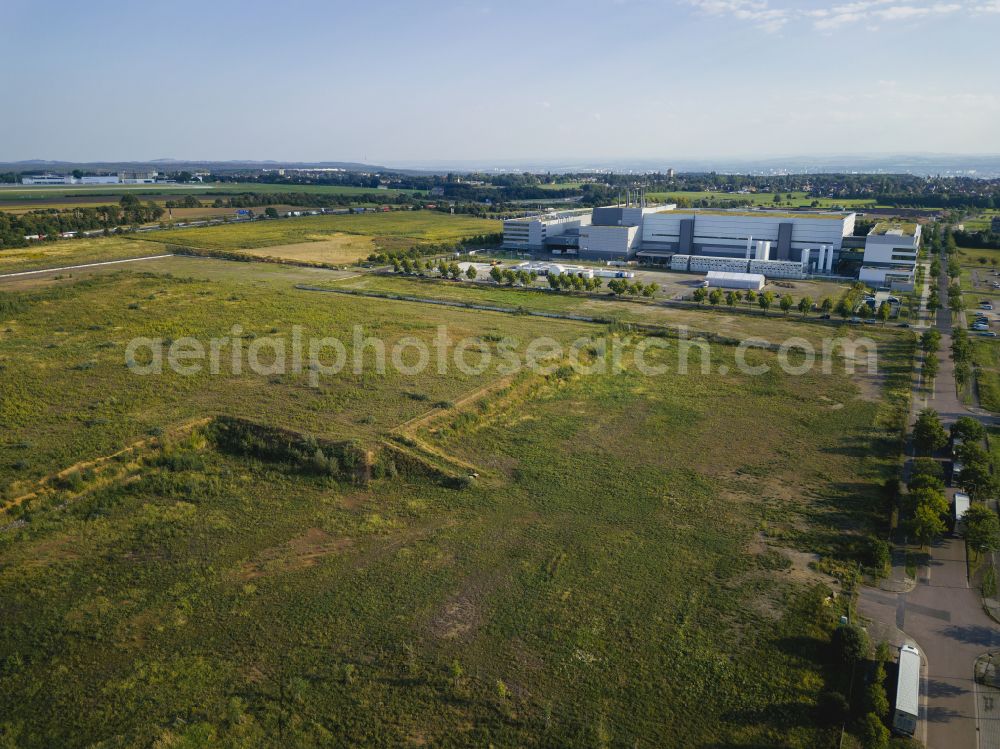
[923,353,939,382]
[692,287,707,304]
[964,504,1000,552]
[911,456,944,481]
[877,301,891,325]
[871,538,891,577]
[709,288,723,305]
[913,501,947,545]
[959,461,997,501]
[820,296,833,315]
[835,298,853,319]
[779,294,794,315]
[912,408,948,455]
[489,266,503,284]
[744,289,757,309]
[798,296,813,316]
[909,486,949,517]
[921,328,941,353]
[952,416,986,443]
[955,441,990,468]
[758,291,774,315]
[859,712,890,749]
[725,290,737,307]
[867,680,889,719]
[955,361,972,389]
[832,624,869,664]
[465,264,477,280]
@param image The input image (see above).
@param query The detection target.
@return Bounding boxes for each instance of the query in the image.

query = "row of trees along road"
[691,286,893,322]
[910,411,1000,547]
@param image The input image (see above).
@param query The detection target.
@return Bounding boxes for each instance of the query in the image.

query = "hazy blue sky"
[5,0,998,164]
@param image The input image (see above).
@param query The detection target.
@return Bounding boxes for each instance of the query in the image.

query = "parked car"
[980,331,998,337]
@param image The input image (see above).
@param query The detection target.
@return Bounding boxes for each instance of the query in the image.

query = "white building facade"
[502,209,592,250]
[640,210,855,271]
[859,222,921,290]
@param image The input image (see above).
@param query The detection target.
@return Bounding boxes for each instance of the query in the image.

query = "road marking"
[0,254,173,279]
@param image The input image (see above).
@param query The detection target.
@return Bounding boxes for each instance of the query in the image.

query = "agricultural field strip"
[0,253,173,279]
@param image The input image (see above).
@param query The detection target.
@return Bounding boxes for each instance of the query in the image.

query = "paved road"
[860,256,1000,748]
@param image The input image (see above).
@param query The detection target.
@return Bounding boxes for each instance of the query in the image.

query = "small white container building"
[703,271,765,291]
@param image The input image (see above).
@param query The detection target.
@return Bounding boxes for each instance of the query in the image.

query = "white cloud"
[685,0,790,31]
[686,0,975,30]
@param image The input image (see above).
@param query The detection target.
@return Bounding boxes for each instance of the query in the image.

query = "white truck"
[954,492,971,533]
[893,644,921,736]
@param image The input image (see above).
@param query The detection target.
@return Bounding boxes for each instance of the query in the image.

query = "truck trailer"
[892,644,921,736]
[954,492,971,533]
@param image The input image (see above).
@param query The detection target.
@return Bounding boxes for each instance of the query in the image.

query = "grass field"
[953,248,1000,413]
[0,271,590,488]
[0,237,170,275]
[0,259,910,746]
[236,235,379,265]
[0,184,216,200]
[152,212,500,252]
[327,273,893,347]
[972,340,1000,412]
[0,182,416,202]
[646,190,879,209]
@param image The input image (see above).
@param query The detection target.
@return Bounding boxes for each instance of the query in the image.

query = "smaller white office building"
[859,222,921,290]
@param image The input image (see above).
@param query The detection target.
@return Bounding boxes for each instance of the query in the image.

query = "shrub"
[831,624,869,664]
[815,691,849,725]
[859,712,889,749]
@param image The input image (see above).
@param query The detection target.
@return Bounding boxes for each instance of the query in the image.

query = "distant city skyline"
[6,0,999,163]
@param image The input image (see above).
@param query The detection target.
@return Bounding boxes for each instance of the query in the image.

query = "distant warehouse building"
[21,174,74,185]
[21,173,121,185]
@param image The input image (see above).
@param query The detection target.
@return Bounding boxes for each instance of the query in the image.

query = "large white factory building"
[503,205,857,280]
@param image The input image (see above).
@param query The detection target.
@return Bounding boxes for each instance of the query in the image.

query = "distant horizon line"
[4,151,1000,166]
